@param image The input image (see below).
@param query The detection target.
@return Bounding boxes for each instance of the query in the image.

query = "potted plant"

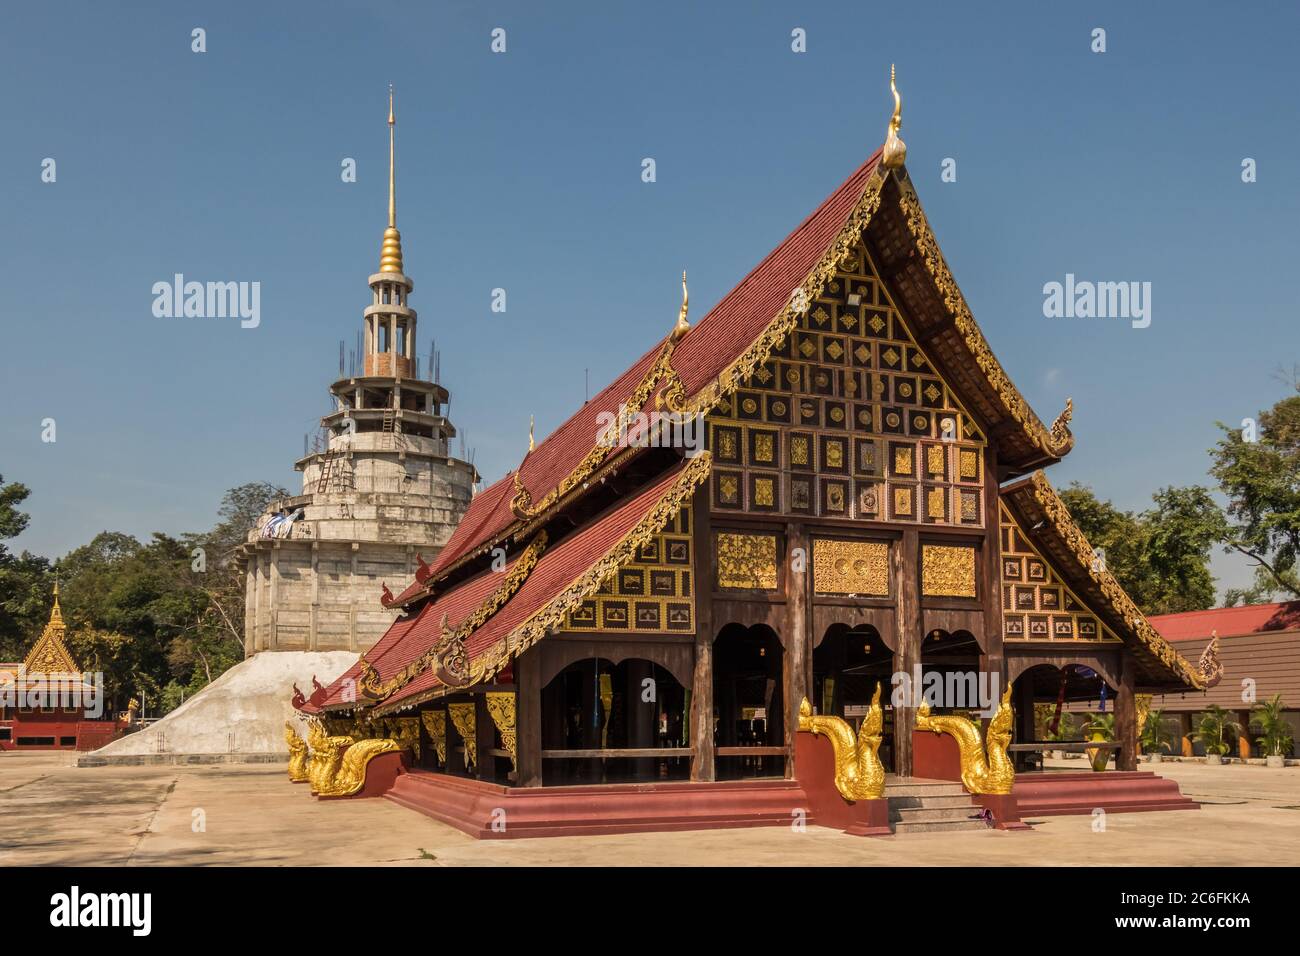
[1083,712,1115,772]
[1194,705,1242,765]
[1251,694,1294,768]
[1140,709,1174,763]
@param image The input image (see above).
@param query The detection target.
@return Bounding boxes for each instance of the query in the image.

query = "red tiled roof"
[414,149,883,591]
[376,459,699,712]
[1149,601,1300,642]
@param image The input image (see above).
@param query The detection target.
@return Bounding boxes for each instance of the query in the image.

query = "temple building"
[237,89,477,656]
[294,72,1212,835]
[0,587,119,752]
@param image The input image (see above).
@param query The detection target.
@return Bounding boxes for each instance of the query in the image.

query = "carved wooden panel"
[715,532,779,590]
[999,502,1120,643]
[811,539,889,595]
[920,544,977,598]
[706,242,986,526]
[564,507,693,633]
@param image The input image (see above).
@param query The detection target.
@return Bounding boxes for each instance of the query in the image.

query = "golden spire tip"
[671,269,690,342]
[882,63,907,169]
[379,85,404,273]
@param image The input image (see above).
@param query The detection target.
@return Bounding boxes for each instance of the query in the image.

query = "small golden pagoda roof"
[22,584,79,674]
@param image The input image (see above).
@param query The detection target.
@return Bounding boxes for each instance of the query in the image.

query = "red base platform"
[316,751,411,800]
[1012,771,1200,816]
[793,733,891,836]
[385,771,812,839]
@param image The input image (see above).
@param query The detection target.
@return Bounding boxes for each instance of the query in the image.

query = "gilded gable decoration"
[23,586,78,674]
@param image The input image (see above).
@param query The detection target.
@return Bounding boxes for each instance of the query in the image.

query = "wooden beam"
[893,528,921,777]
[1116,655,1138,771]
[690,486,716,781]
[515,645,542,787]
[784,521,811,780]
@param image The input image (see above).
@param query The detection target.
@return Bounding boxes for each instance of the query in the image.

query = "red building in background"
[0,587,120,752]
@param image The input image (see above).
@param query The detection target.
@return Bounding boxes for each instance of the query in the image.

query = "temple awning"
[1000,472,1206,691]
[318,453,711,714]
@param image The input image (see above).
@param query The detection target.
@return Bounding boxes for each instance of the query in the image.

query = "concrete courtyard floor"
[1,753,1297,866]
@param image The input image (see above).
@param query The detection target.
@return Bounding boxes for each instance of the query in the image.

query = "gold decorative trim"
[897,184,1074,461]
[1026,471,1205,688]
[914,687,1015,795]
[305,717,355,793]
[662,171,887,419]
[358,530,548,702]
[448,702,477,770]
[485,692,518,770]
[797,685,885,800]
[400,453,714,705]
[421,710,447,766]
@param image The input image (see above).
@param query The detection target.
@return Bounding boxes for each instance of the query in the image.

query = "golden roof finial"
[670,269,690,342]
[379,84,405,274]
[528,415,535,452]
[49,580,63,626]
[882,63,907,169]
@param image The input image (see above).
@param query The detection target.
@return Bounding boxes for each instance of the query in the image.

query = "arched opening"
[813,623,895,772]
[1011,663,1119,771]
[713,623,785,780]
[540,657,688,785]
[918,628,988,715]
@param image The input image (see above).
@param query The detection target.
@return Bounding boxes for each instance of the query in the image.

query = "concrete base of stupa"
[77,652,355,766]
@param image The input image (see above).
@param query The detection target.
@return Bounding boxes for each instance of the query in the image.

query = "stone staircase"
[885,777,990,834]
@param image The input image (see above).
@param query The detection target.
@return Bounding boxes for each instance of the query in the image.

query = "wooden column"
[689,487,715,782]
[892,528,921,777]
[516,646,543,787]
[979,445,1005,707]
[784,521,811,779]
[475,693,495,781]
[1115,655,1137,771]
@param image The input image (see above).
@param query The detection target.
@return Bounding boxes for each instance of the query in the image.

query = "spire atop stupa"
[379,84,404,274]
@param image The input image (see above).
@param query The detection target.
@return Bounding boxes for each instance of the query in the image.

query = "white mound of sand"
[88,651,355,759]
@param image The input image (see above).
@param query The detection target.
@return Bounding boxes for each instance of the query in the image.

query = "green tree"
[1251,694,1294,758]
[1058,483,1223,615]
[1210,380,1300,603]
[0,475,53,660]
[1194,705,1242,756]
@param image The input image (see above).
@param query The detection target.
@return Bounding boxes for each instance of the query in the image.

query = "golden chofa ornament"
[882,64,907,169]
[379,84,405,274]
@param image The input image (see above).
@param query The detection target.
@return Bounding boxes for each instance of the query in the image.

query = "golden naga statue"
[797,683,886,801]
[915,686,1015,795]
[305,717,355,793]
[315,737,402,797]
[284,721,310,782]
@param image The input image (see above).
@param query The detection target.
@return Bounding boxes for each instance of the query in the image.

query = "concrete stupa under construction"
[237,88,476,656]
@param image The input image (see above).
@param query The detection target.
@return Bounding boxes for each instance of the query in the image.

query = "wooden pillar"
[475,693,495,781]
[784,522,811,779]
[690,487,715,781]
[1116,656,1137,771]
[516,646,542,787]
[980,444,1005,709]
[892,528,921,777]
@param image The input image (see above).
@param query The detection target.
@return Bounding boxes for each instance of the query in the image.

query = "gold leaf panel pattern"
[921,544,977,597]
[812,539,889,595]
[716,532,779,590]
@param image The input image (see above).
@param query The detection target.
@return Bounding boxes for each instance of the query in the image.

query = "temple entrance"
[540,657,689,786]
[712,623,785,780]
[919,628,986,714]
[813,623,895,772]
[1011,663,1119,771]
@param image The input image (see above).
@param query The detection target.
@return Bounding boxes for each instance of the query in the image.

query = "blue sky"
[2,1,1296,598]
